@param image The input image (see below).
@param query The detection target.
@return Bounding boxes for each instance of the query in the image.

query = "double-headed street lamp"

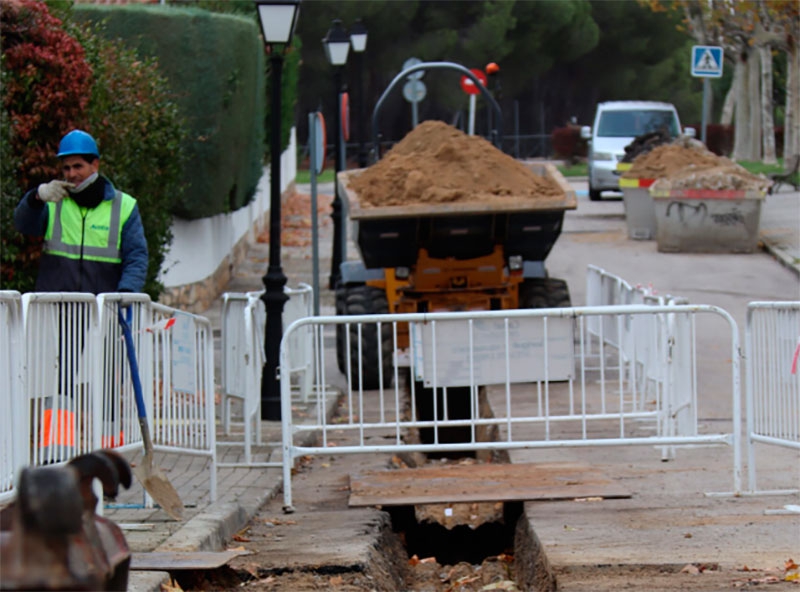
[323,19,351,289]
[255,0,300,421]
[349,19,369,168]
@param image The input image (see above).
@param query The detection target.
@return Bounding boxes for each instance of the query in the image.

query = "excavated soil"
[621,137,772,192]
[348,120,564,207]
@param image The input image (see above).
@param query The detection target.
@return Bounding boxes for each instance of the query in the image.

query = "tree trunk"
[785,41,800,166]
[758,45,777,164]
[732,52,752,160]
[720,83,736,126]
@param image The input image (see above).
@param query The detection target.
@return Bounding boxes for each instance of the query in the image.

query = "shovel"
[118,307,184,521]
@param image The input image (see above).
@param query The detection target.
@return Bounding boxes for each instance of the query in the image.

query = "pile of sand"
[622,137,771,192]
[348,121,564,207]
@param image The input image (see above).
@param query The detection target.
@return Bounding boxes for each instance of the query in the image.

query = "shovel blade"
[132,462,184,521]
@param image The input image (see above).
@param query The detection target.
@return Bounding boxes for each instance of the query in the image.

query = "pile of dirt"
[622,137,772,192]
[348,120,564,207]
[621,129,674,163]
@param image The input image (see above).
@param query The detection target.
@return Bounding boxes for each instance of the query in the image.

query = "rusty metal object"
[0,450,133,591]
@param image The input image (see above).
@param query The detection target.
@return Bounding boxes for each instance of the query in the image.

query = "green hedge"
[73,5,265,220]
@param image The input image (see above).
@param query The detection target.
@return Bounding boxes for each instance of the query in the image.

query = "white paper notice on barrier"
[170,312,196,393]
[410,316,574,387]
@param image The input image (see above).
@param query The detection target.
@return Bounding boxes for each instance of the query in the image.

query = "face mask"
[68,172,99,194]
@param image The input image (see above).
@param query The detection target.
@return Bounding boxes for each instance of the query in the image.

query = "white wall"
[160,129,297,288]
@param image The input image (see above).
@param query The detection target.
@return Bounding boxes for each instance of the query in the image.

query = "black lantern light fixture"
[350,19,369,168]
[254,0,300,421]
[323,19,350,289]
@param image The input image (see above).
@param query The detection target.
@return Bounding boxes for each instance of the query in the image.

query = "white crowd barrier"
[585,264,692,458]
[278,304,743,510]
[1,292,216,505]
[22,292,101,466]
[217,284,313,467]
[745,301,800,495]
[0,291,25,503]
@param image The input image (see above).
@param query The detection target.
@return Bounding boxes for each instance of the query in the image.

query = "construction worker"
[14,129,148,458]
[14,129,148,293]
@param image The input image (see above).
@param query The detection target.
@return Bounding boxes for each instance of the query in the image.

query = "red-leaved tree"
[2,0,93,187]
[1,0,94,289]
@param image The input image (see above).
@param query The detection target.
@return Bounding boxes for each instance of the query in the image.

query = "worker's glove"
[38,180,75,203]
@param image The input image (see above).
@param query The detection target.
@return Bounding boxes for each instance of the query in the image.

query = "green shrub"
[0,0,93,291]
[73,5,266,220]
[70,18,188,298]
[1,1,187,299]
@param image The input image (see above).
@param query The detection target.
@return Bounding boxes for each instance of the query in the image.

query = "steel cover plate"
[349,462,630,507]
[131,550,248,571]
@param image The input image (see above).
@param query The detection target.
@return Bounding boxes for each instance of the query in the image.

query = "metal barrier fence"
[585,264,693,458]
[1,292,216,505]
[217,284,313,466]
[0,292,25,503]
[278,304,742,510]
[745,301,800,495]
[22,292,101,467]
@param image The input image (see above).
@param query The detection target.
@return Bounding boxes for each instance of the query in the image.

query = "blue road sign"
[692,45,724,78]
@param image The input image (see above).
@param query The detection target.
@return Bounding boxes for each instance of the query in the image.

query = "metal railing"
[585,264,694,459]
[278,304,743,510]
[745,301,800,495]
[217,284,314,467]
[0,292,25,503]
[2,292,217,505]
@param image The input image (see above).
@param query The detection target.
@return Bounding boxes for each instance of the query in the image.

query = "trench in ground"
[371,380,549,588]
[167,379,551,590]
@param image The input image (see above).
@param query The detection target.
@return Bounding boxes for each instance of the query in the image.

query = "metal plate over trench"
[349,462,630,507]
[131,550,248,571]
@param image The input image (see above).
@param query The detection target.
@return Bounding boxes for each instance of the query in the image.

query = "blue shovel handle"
[118,307,148,422]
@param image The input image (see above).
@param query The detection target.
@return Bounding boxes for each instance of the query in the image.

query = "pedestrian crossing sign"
[692,45,723,78]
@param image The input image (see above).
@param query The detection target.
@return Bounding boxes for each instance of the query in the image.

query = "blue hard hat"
[57,130,99,158]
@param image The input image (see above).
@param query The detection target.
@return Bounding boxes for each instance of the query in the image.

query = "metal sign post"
[308,111,326,316]
[691,45,724,145]
[402,58,426,128]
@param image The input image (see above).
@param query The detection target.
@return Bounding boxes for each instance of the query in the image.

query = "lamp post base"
[261,268,288,421]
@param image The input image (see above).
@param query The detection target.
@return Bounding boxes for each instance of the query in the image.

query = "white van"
[580,101,695,201]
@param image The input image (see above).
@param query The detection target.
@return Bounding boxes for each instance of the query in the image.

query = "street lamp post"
[323,19,350,289]
[255,0,300,421]
[350,19,368,168]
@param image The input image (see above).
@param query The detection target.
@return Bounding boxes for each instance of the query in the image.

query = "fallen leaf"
[481,580,518,590]
[680,564,700,575]
[160,578,183,592]
[231,534,250,542]
[329,575,344,586]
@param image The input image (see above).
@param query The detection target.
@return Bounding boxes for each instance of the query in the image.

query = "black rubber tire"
[589,188,602,201]
[336,284,394,390]
[519,277,572,309]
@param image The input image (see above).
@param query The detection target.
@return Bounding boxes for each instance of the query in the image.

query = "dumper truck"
[335,160,577,389]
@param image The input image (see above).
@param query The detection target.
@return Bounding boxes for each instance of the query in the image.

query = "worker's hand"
[37,180,75,203]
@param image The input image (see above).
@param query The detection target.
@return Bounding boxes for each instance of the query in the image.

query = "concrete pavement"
[114,174,798,591]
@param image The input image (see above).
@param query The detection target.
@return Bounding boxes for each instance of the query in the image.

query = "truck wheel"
[338,285,394,390]
[520,278,572,309]
[589,188,602,201]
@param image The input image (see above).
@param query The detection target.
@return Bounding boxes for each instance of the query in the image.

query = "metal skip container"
[619,176,657,240]
[651,188,766,253]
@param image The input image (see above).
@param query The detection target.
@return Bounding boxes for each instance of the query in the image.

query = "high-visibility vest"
[37,190,137,293]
